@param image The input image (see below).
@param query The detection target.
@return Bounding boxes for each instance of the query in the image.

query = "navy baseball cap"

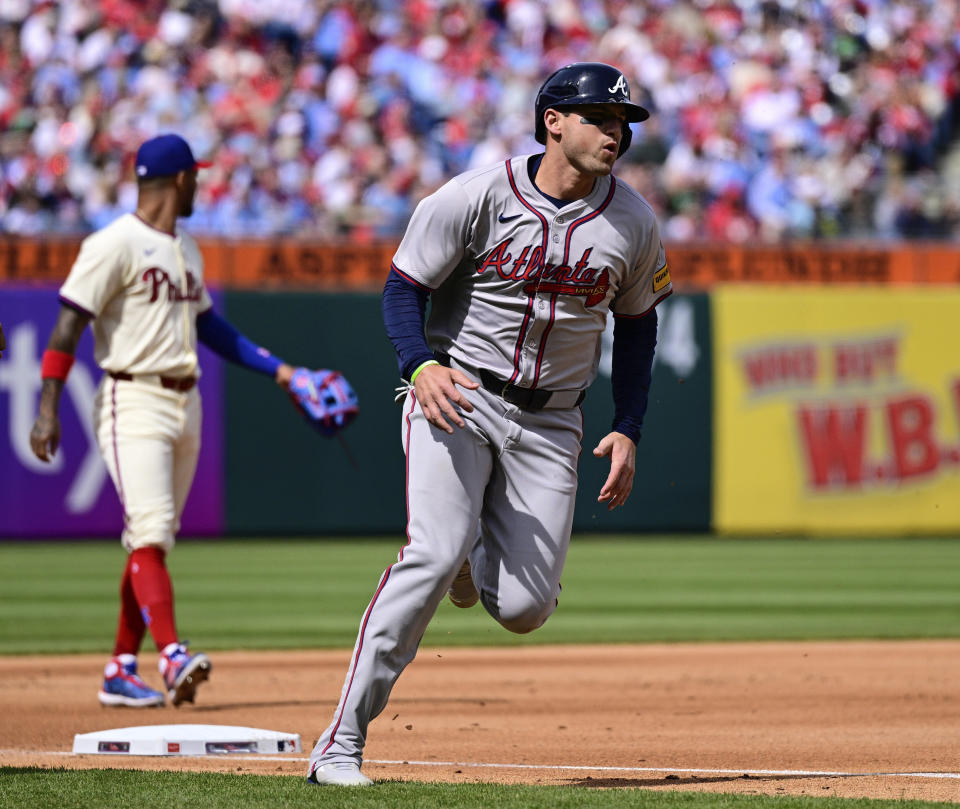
[135,134,213,179]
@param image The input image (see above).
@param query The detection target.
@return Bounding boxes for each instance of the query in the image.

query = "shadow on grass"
[569,774,850,789]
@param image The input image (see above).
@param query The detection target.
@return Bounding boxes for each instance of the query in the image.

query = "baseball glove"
[288,367,359,438]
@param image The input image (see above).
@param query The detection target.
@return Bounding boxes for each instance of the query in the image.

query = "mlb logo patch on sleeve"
[653,264,671,292]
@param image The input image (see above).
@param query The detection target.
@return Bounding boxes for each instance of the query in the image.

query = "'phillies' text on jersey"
[142,267,204,304]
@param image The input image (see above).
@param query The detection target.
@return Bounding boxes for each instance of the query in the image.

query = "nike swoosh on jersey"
[498,212,522,223]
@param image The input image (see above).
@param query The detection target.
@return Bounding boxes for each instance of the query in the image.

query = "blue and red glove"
[288,368,359,438]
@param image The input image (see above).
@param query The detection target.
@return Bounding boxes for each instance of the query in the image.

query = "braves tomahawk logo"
[142,267,203,303]
[477,238,610,306]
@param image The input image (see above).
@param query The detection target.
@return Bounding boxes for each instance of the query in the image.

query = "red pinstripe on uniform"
[110,379,127,512]
[505,159,549,384]
[531,293,557,388]
[562,177,616,259]
[390,263,434,292]
[612,286,673,318]
[531,176,617,387]
[316,393,418,762]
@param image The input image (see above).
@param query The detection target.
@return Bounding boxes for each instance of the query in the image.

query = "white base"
[72,724,302,756]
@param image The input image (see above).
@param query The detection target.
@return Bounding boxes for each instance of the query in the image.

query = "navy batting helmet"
[534,62,650,156]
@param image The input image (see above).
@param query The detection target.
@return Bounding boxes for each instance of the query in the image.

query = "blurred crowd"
[1,0,959,243]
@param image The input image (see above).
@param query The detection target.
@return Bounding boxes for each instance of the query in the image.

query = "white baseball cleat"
[448,558,479,608]
[308,761,374,787]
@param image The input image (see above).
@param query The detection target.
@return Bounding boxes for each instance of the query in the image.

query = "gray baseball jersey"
[310,155,670,775]
[394,153,671,390]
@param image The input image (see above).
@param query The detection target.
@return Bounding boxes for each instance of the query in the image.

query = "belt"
[109,371,197,392]
[438,354,585,411]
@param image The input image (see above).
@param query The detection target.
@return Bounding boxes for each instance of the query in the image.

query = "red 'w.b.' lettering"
[887,395,938,479]
[797,404,867,488]
[953,378,960,427]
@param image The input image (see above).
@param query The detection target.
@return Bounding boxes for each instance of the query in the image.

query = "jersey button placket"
[174,236,198,378]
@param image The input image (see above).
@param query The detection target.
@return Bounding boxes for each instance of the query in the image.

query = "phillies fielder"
[307,62,672,786]
[29,134,297,708]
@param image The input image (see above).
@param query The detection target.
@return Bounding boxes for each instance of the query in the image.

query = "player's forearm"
[36,378,65,419]
[47,304,90,354]
[30,375,65,462]
[37,305,90,417]
[610,310,658,442]
[382,269,434,379]
[196,308,285,377]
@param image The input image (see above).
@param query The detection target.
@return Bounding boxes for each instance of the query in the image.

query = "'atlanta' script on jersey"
[476,240,610,306]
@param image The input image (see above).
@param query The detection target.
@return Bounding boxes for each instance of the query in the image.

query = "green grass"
[1,536,959,654]
[1,768,954,809]
[3,537,958,808]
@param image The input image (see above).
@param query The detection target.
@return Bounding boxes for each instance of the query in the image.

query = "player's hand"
[593,431,636,510]
[30,410,62,462]
[413,364,479,434]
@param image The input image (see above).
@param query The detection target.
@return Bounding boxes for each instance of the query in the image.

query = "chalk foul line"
[2,751,960,780]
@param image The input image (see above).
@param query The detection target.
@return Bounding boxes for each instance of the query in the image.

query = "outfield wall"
[713,287,960,534]
[1,287,225,537]
[220,292,711,535]
[4,237,960,287]
[0,287,709,537]
[2,239,958,538]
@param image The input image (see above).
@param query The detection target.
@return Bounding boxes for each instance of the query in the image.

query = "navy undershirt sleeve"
[196,308,284,377]
[611,309,658,443]
[382,268,434,379]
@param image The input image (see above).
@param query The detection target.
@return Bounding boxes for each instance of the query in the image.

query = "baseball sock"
[128,546,179,651]
[111,554,146,656]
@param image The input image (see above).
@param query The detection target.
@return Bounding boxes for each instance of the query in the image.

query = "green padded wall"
[223,292,710,535]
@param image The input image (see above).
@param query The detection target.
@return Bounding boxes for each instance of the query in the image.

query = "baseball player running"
[307,62,672,786]
[29,134,299,708]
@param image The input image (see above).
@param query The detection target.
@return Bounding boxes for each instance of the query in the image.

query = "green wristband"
[410,360,439,384]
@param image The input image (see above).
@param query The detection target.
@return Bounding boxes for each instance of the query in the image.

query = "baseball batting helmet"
[534,62,650,156]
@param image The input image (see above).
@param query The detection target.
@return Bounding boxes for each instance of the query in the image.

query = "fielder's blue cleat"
[98,654,165,707]
[160,642,211,706]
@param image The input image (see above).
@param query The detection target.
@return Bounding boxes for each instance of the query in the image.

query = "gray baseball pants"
[309,370,582,768]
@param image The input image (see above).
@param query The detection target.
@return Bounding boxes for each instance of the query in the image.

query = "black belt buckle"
[501,383,534,409]
[476,366,555,410]
[497,377,550,410]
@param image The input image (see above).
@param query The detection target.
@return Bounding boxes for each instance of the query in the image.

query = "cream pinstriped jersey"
[59,213,212,377]
[392,154,672,391]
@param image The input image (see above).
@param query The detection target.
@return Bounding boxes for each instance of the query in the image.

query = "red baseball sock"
[128,546,179,651]
[111,554,146,657]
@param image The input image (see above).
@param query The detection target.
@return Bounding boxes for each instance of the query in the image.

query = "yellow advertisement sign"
[714,287,960,534]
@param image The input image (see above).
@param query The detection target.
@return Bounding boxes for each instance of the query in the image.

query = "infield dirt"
[1,641,958,802]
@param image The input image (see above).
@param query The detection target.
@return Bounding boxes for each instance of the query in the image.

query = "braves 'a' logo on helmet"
[534,62,649,156]
[607,74,629,96]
